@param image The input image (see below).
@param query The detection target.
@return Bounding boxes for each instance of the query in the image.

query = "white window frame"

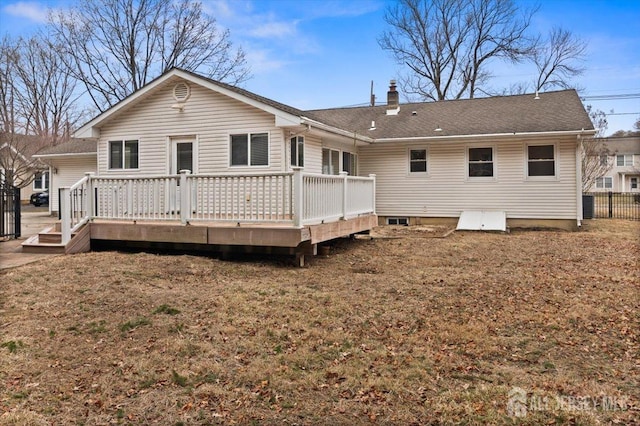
[526,143,557,179]
[229,132,270,167]
[33,170,49,191]
[387,217,409,225]
[408,148,428,174]
[322,148,340,175]
[342,151,358,175]
[466,145,497,180]
[616,154,633,167]
[109,139,139,170]
[290,136,304,168]
[595,176,613,189]
[630,177,638,190]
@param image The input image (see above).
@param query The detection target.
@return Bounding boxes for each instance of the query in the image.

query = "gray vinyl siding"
[359,137,578,219]
[48,156,98,213]
[98,80,284,176]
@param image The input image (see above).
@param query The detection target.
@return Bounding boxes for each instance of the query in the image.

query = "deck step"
[21,234,66,254]
[21,225,77,254]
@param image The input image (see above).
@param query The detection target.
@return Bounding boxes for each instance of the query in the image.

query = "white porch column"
[340,171,348,220]
[60,187,71,245]
[293,167,303,227]
[369,174,376,214]
[180,170,191,224]
[85,172,95,220]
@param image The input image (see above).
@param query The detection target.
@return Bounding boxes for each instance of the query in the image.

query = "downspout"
[576,134,584,228]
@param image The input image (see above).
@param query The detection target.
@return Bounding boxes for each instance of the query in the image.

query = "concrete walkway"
[0,209,60,270]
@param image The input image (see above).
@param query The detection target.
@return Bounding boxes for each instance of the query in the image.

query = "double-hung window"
[109,140,139,169]
[290,136,304,167]
[596,177,612,189]
[230,133,269,166]
[33,171,49,190]
[343,152,357,175]
[322,148,340,175]
[409,149,427,173]
[617,154,633,167]
[527,144,555,177]
[468,147,494,177]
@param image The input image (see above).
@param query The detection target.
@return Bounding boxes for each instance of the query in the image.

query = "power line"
[581,93,640,101]
[605,112,640,116]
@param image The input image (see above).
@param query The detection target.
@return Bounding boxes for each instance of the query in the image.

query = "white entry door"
[170,139,196,212]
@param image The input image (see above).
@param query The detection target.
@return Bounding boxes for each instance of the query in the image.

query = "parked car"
[30,191,49,207]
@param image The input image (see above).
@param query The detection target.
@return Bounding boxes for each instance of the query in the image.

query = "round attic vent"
[173,82,191,102]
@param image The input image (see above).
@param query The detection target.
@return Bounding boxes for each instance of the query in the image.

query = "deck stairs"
[22,222,91,254]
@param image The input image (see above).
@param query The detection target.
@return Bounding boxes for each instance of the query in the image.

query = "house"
[32,138,97,212]
[0,133,51,204]
[25,68,595,260]
[588,136,640,192]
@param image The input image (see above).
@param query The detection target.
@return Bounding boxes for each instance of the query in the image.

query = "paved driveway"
[0,208,60,270]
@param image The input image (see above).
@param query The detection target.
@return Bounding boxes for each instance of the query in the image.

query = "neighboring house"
[589,136,640,192]
[33,138,98,213]
[0,133,49,203]
[37,68,595,234]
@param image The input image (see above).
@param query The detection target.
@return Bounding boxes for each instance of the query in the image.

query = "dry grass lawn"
[1,220,638,425]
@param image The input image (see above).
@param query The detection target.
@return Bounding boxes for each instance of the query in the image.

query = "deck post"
[85,172,95,220]
[180,170,191,224]
[369,174,376,214]
[60,187,71,245]
[293,167,303,227]
[340,171,348,220]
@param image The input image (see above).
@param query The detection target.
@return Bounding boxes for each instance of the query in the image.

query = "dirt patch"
[1,220,638,424]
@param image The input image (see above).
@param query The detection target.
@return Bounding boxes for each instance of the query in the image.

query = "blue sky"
[1,0,639,134]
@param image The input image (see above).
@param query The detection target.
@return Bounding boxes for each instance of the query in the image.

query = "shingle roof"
[598,136,640,154]
[303,89,595,140]
[34,138,97,157]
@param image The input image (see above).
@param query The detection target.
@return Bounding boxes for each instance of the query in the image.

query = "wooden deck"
[26,170,378,265]
[25,214,377,265]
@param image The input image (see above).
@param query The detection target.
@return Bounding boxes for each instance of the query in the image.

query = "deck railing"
[58,169,375,244]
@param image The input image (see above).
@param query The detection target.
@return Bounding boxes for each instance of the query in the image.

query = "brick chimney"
[386,79,399,115]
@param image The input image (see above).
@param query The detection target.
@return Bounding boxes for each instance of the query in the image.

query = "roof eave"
[74,69,303,138]
[33,152,97,159]
[373,129,597,143]
[300,116,374,143]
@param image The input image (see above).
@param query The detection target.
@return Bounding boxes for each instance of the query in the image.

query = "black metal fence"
[583,192,640,220]
[1,182,21,239]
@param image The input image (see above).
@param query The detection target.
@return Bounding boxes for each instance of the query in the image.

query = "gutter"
[33,152,97,159]
[300,116,374,143]
[374,129,597,143]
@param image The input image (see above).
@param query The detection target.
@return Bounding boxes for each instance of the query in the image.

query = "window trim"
[33,170,49,191]
[108,139,139,170]
[595,176,613,190]
[466,145,497,180]
[630,177,638,190]
[387,217,409,226]
[408,147,428,175]
[526,143,557,179]
[290,135,304,168]
[616,154,633,167]
[229,132,270,167]
[342,151,358,175]
[322,147,341,175]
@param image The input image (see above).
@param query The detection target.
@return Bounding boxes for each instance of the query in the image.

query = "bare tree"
[49,0,250,112]
[13,36,88,144]
[378,0,537,101]
[0,36,19,134]
[581,106,612,191]
[533,27,586,92]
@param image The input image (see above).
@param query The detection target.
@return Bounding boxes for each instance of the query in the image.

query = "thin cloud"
[245,47,288,74]
[249,20,297,39]
[3,1,49,23]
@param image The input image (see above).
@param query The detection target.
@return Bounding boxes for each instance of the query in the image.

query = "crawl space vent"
[173,82,191,102]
